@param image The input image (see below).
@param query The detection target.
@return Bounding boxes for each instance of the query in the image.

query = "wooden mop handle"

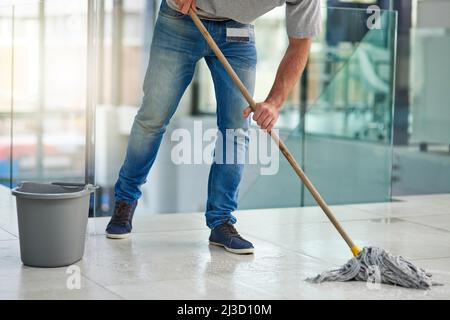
[189,11,361,256]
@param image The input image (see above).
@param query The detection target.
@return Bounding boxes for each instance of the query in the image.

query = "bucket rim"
[11,182,97,200]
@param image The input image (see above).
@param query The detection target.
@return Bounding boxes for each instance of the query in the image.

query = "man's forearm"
[243,37,312,131]
[266,38,311,109]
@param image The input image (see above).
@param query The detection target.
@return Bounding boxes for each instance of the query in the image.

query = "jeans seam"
[206,162,215,228]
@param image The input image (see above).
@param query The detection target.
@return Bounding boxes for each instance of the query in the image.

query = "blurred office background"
[0,0,449,217]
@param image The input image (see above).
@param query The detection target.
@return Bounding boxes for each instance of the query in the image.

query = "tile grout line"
[348,205,450,218]
[340,206,450,234]
[208,274,280,300]
[393,218,450,234]
[0,226,18,239]
[239,229,338,266]
[81,274,126,300]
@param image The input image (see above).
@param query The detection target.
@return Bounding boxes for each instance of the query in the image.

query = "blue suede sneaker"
[209,222,254,254]
[106,201,137,239]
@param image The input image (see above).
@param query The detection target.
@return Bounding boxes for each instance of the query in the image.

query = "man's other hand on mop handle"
[175,0,197,14]
[244,37,312,132]
[243,101,280,132]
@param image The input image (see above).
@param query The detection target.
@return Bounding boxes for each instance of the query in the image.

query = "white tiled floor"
[1,186,450,300]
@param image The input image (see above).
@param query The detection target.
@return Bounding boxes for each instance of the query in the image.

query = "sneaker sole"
[209,241,254,255]
[106,232,131,240]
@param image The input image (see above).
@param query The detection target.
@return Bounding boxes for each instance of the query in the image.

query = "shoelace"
[111,202,134,224]
[217,223,242,239]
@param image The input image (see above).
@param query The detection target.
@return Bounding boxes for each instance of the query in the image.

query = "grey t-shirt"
[166,0,321,38]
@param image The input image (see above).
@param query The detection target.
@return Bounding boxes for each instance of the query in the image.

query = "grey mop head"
[307,247,441,289]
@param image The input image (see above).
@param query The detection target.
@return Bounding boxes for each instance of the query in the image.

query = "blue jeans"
[114,0,256,230]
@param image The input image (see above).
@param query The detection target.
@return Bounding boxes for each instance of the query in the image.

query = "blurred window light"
[1,0,41,5]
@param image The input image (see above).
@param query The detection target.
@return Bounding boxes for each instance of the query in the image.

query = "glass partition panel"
[10,3,41,185]
[10,0,88,187]
[240,7,397,209]
[0,5,13,188]
[302,8,397,206]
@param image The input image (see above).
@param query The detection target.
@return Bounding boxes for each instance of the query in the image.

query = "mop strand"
[306,247,442,289]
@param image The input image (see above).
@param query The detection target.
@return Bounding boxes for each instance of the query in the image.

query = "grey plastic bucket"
[12,182,96,268]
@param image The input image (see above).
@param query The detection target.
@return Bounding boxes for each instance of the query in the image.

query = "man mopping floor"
[106,0,321,254]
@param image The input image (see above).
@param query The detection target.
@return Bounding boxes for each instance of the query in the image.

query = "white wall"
[417,0,450,28]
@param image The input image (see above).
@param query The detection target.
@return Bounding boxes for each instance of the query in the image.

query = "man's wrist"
[266,95,284,110]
